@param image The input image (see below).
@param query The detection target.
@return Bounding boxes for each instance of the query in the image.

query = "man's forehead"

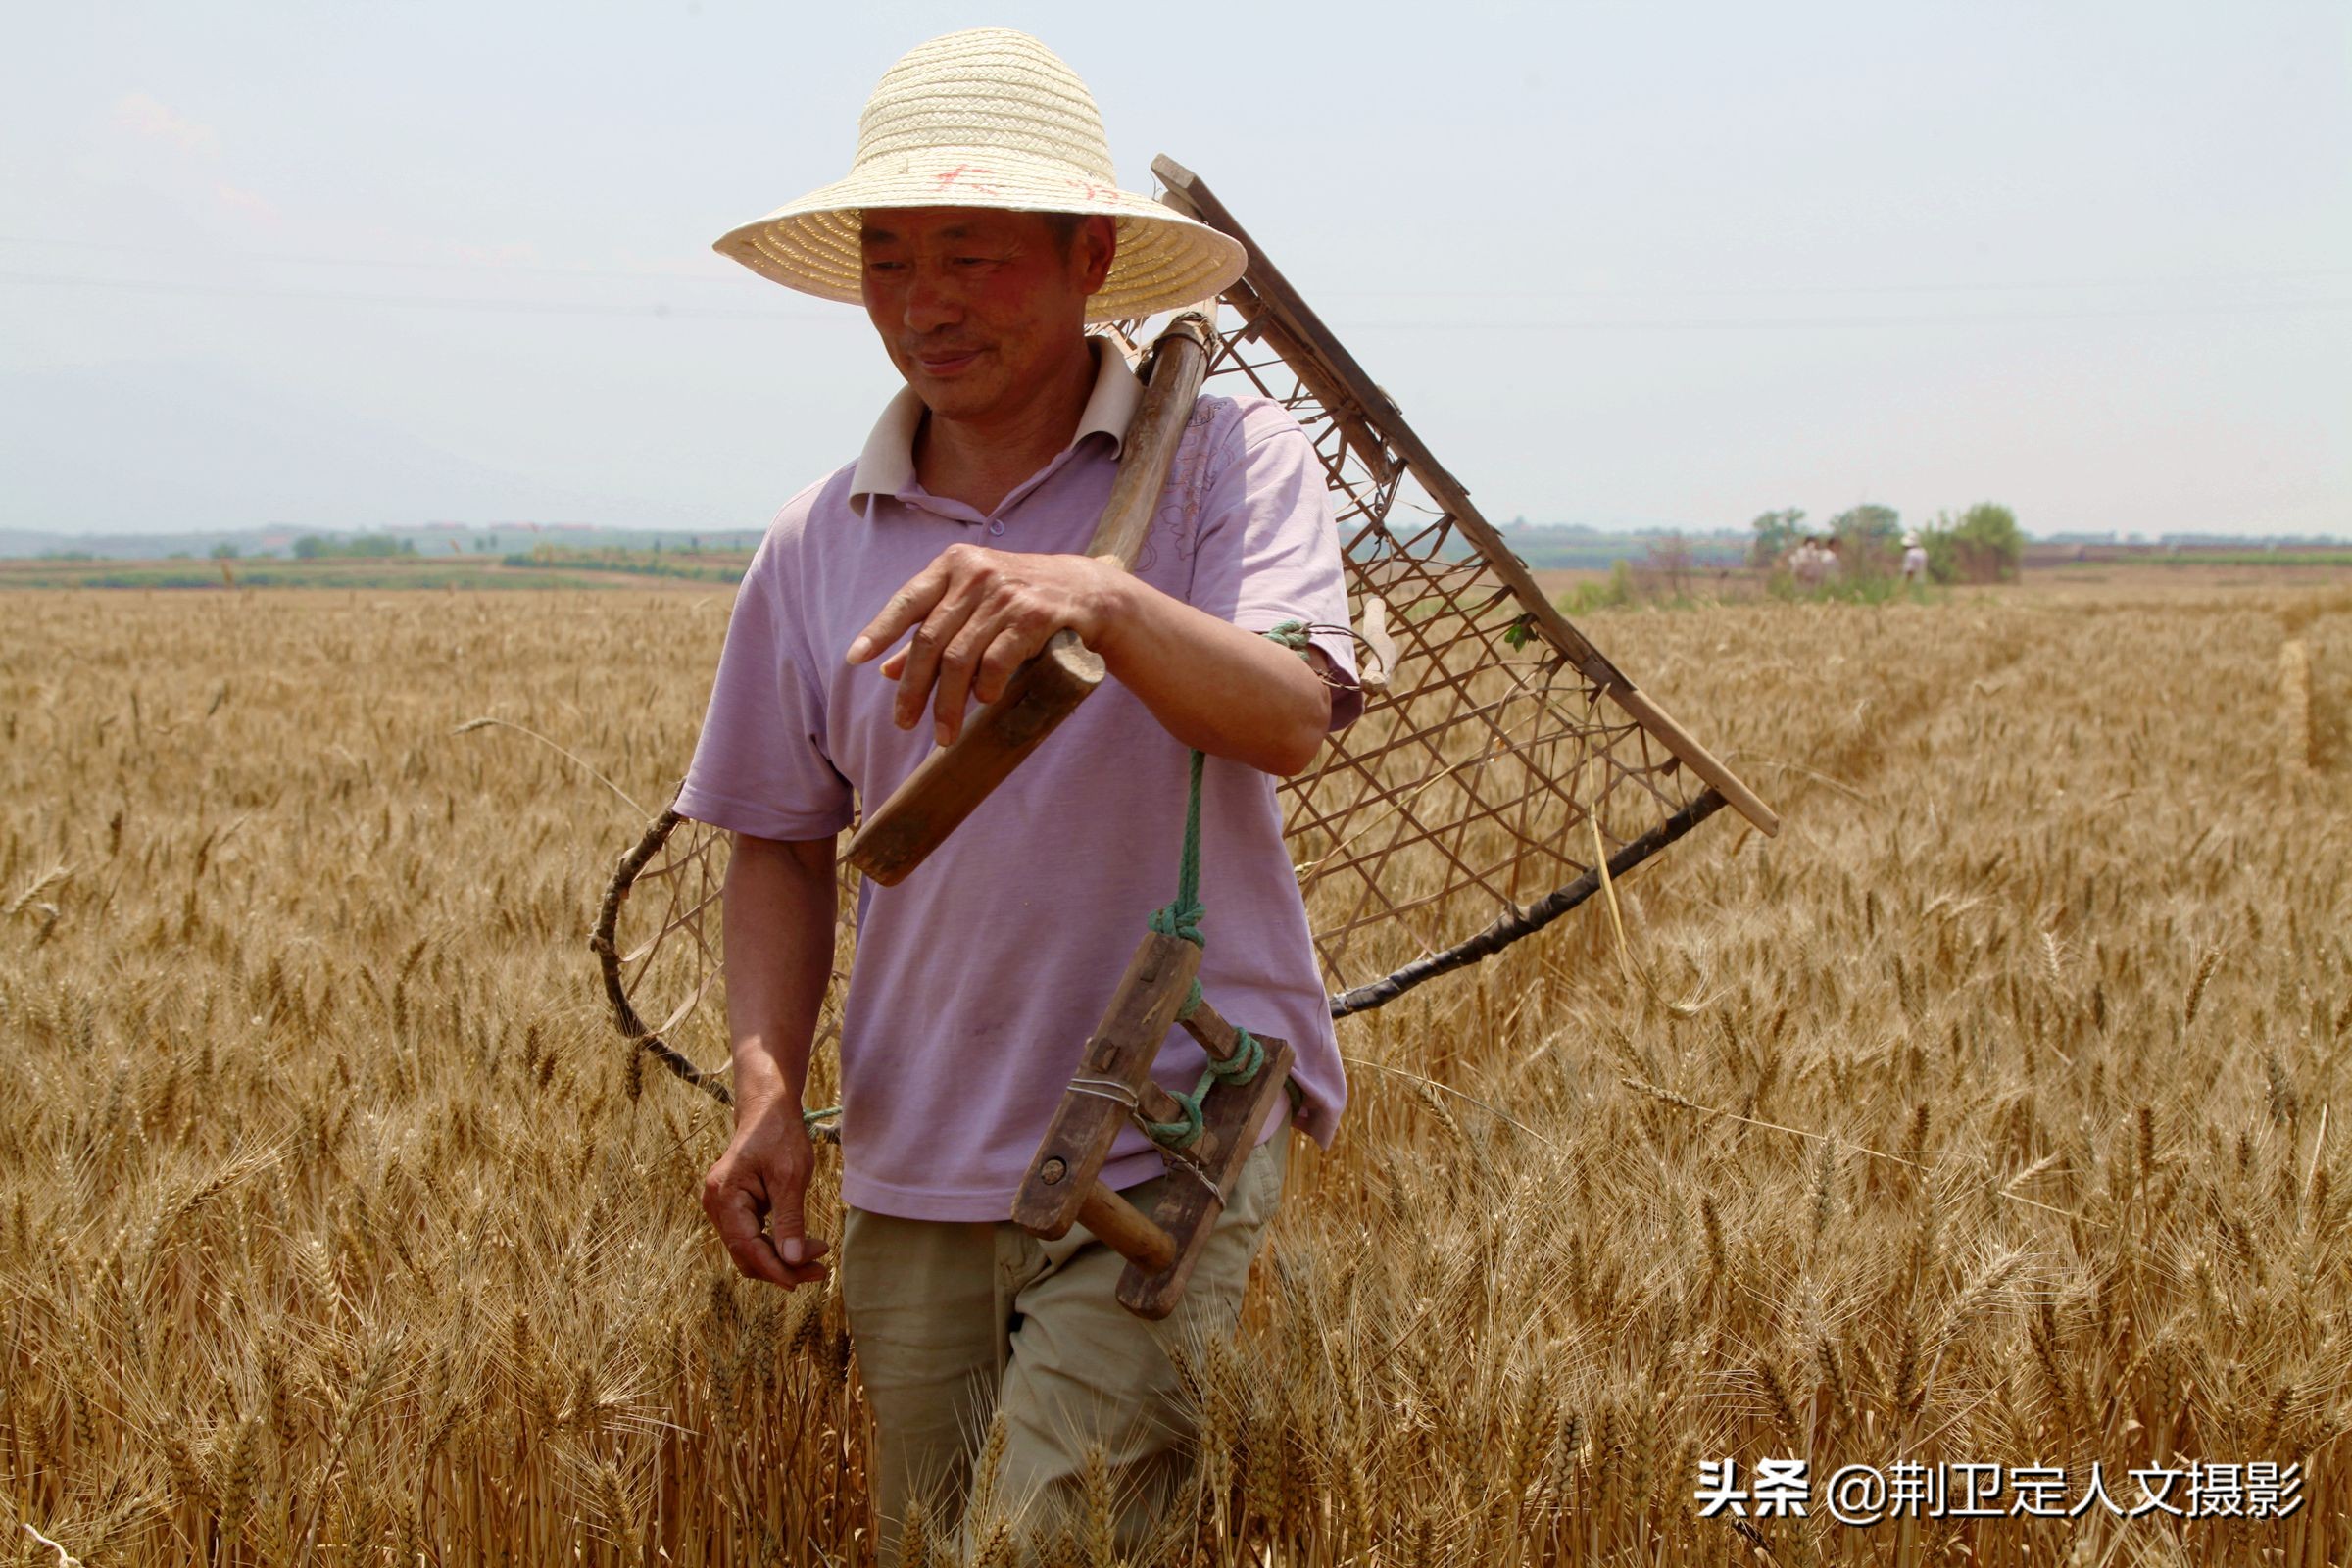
[859,208,1043,244]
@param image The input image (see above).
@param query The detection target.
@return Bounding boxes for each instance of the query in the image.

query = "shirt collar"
[848,336,1143,515]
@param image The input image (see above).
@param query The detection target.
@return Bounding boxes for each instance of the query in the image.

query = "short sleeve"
[672,535,856,841]
[1188,403,1365,731]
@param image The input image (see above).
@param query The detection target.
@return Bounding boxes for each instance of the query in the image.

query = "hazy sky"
[4,1,2346,538]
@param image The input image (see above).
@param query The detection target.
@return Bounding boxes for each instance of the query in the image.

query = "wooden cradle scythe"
[592,159,1778,1317]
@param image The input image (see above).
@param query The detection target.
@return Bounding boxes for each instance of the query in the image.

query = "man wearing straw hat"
[676,26,1361,1555]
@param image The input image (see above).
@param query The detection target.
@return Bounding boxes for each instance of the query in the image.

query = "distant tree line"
[1748,502,2022,585]
[501,542,744,584]
[292,534,417,559]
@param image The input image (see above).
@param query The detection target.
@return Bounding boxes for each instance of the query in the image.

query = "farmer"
[1901,530,1928,584]
[674,27,1361,1557]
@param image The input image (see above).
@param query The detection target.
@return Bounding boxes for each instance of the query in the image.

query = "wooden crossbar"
[1012,929,1297,1319]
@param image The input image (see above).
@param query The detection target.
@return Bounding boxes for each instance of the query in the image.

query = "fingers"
[971,614,1054,706]
[891,587,986,738]
[702,1167,831,1291]
[876,551,993,736]
[704,1183,800,1289]
[854,547,1091,743]
[927,632,978,747]
[932,603,1049,743]
[764,1178,825,1272]
[845,558,953,665]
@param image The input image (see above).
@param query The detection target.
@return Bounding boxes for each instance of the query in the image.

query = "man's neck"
[912,338,1099,517]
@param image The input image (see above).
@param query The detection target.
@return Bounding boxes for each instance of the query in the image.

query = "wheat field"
[3,579,2349,1566]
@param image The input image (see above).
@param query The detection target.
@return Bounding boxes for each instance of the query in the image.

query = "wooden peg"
[1116,1033,1294,1320]
[1076,1181,1177,1274]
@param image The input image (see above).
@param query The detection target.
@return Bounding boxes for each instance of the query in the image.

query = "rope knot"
[1263,619,1313,655]
[1147,899,1204,948]
[1205,1026,1262,1085]
[1142,1093,1205,1151]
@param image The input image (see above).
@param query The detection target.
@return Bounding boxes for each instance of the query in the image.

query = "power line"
[3,268,2348,331]
[1317,267,2352,301]
[0,233,767,289]
[2,233,2345,303]
[0,270,840,321]
[1337,298,2352,332]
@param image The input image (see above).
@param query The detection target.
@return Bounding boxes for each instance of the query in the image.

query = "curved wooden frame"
[592,156,1777,1137]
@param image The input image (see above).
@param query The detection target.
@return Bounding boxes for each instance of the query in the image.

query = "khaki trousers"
[842,1131,1289,1560]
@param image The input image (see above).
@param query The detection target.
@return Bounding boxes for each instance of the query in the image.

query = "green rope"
[1260,621,1313,654]
[1140,1093,1202,1148]
[1145,747,1207,947]
[1137,623,1312,1151]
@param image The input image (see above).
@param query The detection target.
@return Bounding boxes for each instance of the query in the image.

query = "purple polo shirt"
[676,339,1360,1220]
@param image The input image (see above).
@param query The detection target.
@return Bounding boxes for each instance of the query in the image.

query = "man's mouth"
[912,347,985,375]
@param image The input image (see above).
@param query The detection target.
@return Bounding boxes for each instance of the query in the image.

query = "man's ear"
[1074,214,1117,296]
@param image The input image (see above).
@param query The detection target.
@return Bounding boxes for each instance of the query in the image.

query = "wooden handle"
[843,631,1103,885]
[1078,1182,1178,1274]
[842,317,1219,886]
[1083,313,1216,567]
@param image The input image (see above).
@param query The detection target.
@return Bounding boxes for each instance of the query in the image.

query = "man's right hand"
[701,1101,831,1290]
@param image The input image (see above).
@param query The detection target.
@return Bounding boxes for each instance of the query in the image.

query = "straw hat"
[713,28,1246,323]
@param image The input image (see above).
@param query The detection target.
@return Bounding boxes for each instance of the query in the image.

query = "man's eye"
[867,260,906,272]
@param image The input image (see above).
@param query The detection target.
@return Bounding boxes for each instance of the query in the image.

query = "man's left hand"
[844,543,1125,746]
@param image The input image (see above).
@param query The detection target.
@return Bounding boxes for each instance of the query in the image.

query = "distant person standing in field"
[1901,531,1928,584]
[1791,536,1834,590]
[1821,535,1844,583]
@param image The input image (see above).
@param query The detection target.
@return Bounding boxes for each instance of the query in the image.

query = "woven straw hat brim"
[714,154,1244,323]
[719,28,1245,321]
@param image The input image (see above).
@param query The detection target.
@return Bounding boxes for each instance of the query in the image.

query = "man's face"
[859,208,1115,422]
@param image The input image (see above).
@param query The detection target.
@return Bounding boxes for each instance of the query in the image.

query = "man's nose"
[903,268,961,333]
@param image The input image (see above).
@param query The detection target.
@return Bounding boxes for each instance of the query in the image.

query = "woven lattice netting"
[603,305,1712,1083]
[600,818,852,1103]
[1170,304,1706,996]
[605,813,732,1085]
